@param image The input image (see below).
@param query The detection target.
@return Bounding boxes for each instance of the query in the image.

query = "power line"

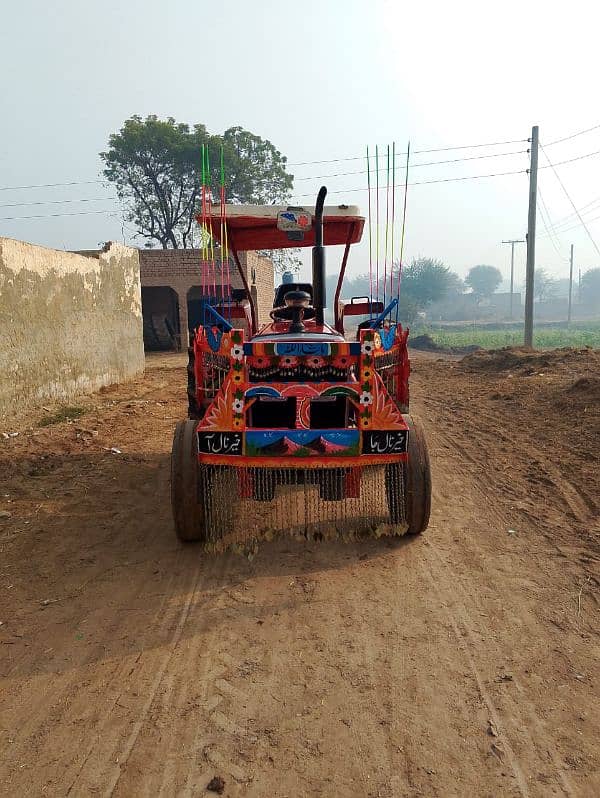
[539,142,600,259]
[541,208,600,238]
[539,146,600,170]
[287,121,600,168]
[2,168,531,218]
[0,179,105,192]
[0,196,117,209]
[291,167,528,199]
[0,209,118,221]
[294,148,529,182]
[537,185,567,260]
[6,133,600,220]
[545,122,600,147]
[1,122,597,197]
[2,168,529,218]
[539,193,600,234]
[287,138,528,167]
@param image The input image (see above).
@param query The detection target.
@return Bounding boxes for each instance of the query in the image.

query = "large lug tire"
[403,415,431,535]
[171,420,206,543]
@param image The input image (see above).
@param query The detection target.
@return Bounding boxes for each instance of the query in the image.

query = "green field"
[413,321,600,350]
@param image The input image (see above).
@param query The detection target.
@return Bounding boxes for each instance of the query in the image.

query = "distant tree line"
[328,260,600,323]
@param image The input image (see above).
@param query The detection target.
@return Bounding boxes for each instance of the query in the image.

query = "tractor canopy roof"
[198,204,365,251]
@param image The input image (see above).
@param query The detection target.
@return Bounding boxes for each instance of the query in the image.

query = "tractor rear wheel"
[386,415,431,535]
[171,420,206,543]
[187,346,202,420]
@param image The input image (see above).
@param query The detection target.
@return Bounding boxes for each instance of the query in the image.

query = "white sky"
[2,0,600,288]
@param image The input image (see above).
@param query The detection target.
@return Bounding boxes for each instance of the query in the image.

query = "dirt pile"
[460,345,600,375]
[565,375,600,401]
[410,333,481,355]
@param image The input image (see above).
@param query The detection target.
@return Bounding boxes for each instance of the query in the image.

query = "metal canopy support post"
[230,241,258,335]
[524,125,539,347]
[333,223,357,333]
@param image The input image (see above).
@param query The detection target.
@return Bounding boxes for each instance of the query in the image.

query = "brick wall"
[138,248,274,346]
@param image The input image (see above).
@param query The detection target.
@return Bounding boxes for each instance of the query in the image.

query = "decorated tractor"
[171,185,431,550]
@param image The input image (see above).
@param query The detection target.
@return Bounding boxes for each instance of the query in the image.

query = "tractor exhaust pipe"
[312,186,327,325]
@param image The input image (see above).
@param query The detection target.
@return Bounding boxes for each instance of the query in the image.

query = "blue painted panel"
[245,429,360,456]
[205,327,223,352]
[380,325,397,351]
[245,386,282,398]
[274,342,330,357]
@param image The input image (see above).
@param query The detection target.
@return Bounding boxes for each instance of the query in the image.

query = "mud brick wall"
[0,239,144,418]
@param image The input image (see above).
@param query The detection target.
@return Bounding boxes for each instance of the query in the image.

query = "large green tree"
[400,258,461,312]
[465,264,502,298]
[581,267,600,302]
[101,116,293,249]
[532,268,558,303]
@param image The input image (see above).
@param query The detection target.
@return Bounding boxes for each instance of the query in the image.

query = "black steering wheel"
[270,305,317,322]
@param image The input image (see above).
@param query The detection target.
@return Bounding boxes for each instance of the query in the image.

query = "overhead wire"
[537,185,567,260]
[539,142,600,259]
[537,193,600,237]
[544,209,600,237]
[285,120,600,168]
[0,179,106,192]
[538,146,600,171]
[545,122,600,147]
[4,124,600,223]
[1,120,598,196]
[290,167,528,199]
[0,196,117,209]
[286,137,529,167]
[0,209,119,221]
[293,147,530,182]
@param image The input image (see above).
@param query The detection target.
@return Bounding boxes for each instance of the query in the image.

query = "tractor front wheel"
[171,420,206,543]
[403,415,431,535]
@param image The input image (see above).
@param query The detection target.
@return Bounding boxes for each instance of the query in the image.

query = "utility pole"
[568,244,574,325]
[502,239,525,320]
[524,125,539,347]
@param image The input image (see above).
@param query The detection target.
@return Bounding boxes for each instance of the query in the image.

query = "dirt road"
[1,350,598,797]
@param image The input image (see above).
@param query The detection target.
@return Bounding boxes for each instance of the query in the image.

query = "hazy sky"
[2,0,600,287]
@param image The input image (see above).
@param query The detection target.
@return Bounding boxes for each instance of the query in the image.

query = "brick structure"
[139,249,274,349]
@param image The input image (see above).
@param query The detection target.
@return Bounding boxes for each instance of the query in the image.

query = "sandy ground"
[0,349,598,797]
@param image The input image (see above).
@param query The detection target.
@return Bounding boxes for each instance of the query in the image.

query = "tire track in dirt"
[65,558,204,796]
[424,390,599,562]
[423,541,576,798]
[151,568,256,796]
[417,382,590,796]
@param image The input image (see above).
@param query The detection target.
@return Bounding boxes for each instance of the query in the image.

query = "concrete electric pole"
[524,125,539,347]
[501,239,525,320]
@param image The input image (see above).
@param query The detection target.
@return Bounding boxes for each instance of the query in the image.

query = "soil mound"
[410,334,481,356]
[460,346,600,374]
[565,375,600,402]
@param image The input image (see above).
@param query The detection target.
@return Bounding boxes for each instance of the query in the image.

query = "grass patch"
[39,405,86,427]
[412,322,600,350]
